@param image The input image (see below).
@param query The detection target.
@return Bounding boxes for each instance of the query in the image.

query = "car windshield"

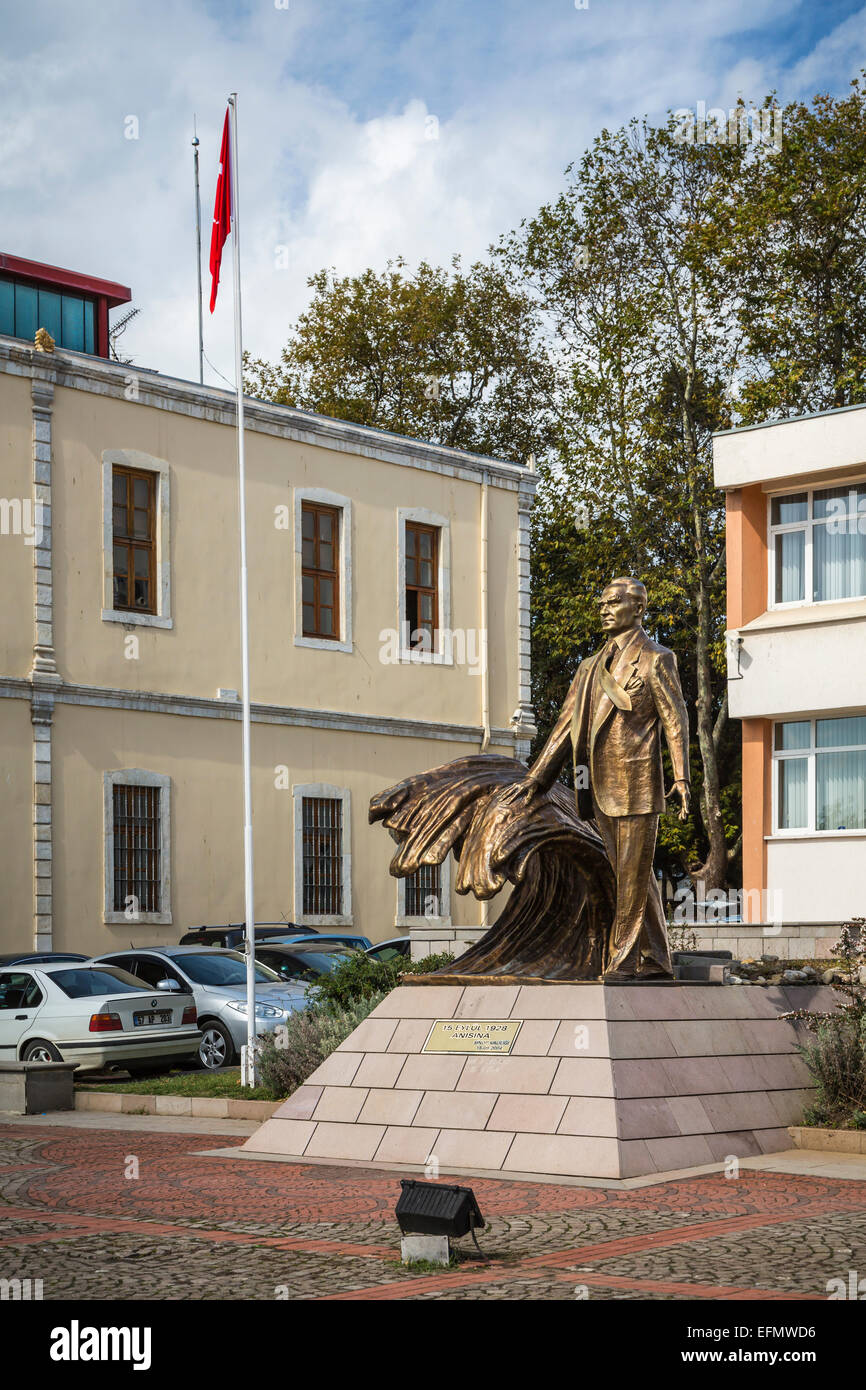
[51,967,147,997]
[175,951,280,986]
[287,950,352,978]
[370,946,405,962]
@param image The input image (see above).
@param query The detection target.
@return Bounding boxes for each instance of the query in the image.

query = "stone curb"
[75,1092,280,1119]
[788,1125,866,1155]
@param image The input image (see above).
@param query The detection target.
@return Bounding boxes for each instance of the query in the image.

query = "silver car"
[92,946,309,1069]
[0,961,201,1073]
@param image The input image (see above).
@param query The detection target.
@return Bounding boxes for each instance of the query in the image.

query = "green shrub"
[257,993,387,1098]
[310,954,403,1009]
[799,1014,866,1129]
[407,951,456,975]
[309,949,455,1011]
[256,947,457,1098]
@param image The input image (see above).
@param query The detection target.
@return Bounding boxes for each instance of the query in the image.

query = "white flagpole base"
[240,1044,259,1087]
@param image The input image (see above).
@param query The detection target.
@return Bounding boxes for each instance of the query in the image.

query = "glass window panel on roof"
[14,284,37,340]
[61,294,85,351]
[0,280,14,335]
[37,290,62,342]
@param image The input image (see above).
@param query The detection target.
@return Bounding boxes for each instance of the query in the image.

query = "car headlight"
[226,1002,284,1019]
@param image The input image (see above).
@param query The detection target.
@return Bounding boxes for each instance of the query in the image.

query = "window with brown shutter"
[301,502,340,639]
[405,522,439,651]
[302,796,343,914]
[112,784,161,913]
[112,466,156,614]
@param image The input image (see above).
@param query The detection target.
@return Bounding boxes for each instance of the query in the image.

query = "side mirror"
[156,978,181,992]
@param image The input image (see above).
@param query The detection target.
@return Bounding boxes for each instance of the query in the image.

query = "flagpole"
[192,119,204,386]
[227,91,258,1085]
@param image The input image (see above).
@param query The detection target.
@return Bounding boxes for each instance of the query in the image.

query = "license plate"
[133,1010,172,1027]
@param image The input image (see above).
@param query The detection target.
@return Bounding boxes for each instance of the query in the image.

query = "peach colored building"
[0,314,536,960]
[714,405,866,946]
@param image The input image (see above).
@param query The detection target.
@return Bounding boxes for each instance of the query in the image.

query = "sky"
[2,0,865,386]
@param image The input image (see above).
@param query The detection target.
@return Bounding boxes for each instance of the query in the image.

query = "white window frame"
[767,477,866,611]
[293,488,352,653]
[292,783,353,926]
[771,716,866,837]
[103,768,172,925]
[395,857,452,929]
[397,507,452,665]
[101,449,172,629]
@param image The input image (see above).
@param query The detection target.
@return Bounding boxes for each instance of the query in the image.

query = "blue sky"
[2,0,865,382]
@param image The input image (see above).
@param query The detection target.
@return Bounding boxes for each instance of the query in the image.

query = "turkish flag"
[209,109,231,313]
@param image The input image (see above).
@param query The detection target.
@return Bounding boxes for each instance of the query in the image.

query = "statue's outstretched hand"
[668,779,691,822]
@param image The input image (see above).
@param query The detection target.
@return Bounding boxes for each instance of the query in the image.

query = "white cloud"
[1,0,863,384]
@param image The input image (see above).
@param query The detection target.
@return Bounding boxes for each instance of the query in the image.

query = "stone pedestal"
[0,1061,77,1115]
[242,982,834,1181]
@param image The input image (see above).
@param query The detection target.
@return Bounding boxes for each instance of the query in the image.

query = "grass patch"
[76,1068,278,1101]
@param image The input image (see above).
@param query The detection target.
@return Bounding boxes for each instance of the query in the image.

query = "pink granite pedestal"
[242,983,834,1181]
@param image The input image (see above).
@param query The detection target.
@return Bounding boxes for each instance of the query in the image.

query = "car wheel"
[198,1021,234,1069]
[22,1039,62,1063]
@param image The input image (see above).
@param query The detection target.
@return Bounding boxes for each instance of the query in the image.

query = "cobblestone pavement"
[0,1125,863,1301]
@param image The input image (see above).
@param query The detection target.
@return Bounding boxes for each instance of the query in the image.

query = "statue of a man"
[527,577,691,980]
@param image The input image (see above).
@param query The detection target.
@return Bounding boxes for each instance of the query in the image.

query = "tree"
[728,79,866,421]
[501,116,746,890]
[244,257,554,463]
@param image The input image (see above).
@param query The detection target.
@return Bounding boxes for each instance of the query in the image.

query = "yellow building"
[0,318,535,959]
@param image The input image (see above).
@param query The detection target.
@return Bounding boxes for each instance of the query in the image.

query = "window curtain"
[816,750,866,830]
[775,531,805,603]
[778,758,808,829]
[813,522,866,602]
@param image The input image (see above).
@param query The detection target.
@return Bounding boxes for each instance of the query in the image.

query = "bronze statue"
[370,577,690,982]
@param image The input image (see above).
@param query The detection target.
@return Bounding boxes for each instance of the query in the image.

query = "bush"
[309,949,455,1011]
[257,993,387,1098]
[256,947,456,1098]
[799,1014,866,1129]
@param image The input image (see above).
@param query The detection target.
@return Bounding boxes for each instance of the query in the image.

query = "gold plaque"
[422,1019,523,1055]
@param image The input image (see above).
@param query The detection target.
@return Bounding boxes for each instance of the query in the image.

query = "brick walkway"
[0,1124,863,1300]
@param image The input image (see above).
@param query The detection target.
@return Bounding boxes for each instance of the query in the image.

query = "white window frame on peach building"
[771,715,866,838]
[767,475,866,612]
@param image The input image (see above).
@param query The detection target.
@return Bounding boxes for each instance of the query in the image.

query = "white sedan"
[0,961,202,1073]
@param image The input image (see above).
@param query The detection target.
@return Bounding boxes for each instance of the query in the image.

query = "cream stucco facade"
[0,337,536,958]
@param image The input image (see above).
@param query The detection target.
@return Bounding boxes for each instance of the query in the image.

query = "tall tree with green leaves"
[728,78,866,421]
[244,257,554,462]
[501,116,746,890]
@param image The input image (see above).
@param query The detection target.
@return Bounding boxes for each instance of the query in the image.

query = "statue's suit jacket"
[529,627,690,819]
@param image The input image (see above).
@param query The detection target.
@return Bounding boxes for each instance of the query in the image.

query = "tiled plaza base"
[242,982,836,1181]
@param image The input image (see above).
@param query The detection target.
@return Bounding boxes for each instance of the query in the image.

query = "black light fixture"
[395,1179,485,1253]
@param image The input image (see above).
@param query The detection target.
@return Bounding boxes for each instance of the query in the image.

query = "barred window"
[405,862,441,918]
[113,784,161,913]
[302,796,343,915]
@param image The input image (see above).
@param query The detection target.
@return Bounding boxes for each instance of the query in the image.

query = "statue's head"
[598,576,647,635]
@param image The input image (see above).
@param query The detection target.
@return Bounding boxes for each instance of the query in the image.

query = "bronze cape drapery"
[369,753,617,980]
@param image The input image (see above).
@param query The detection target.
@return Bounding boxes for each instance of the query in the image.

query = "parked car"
[266,932,373,952]
[253,941,356,984]
[178,924,313,949]
[0,952,89,967]
[0,961,201,1073]
[365,937,411,963]
[91,946,309,1070]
